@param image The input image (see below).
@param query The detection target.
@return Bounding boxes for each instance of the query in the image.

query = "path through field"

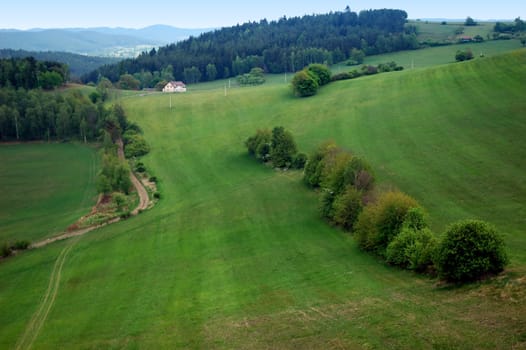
[15,237,80,350]
[15,138,151,348]
[29,138,149,249]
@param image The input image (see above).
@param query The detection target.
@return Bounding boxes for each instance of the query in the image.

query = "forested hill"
[0,49,120,78]
[83,9,418,85]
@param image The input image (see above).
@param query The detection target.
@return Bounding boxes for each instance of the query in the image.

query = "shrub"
[332,186,363,231]
[304,141,336,187]
[374,191,419,253]
[291,153,308,169]
[307,64,332,86]
[291,69,319,97]
[354,191,419,255]
[435,220,508,283]
[124,133,150,158]
[113,192,127,210]
[149,176,157,183]
[386,227,438,272]
[319,190,337,221]
[354,204,379,252]
[245,129,271,158]
[455,49,474,62]
[11,240,30,250]
[269,126,297,168]
[135,163,146,173]
[1,242,11,257]
[153,192,161,199]
[361,65,378,75]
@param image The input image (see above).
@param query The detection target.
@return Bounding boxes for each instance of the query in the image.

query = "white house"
[163,81,187,93]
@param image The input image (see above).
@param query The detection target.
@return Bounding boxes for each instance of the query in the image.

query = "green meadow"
[0,143,99,243]
[0,50,525,348]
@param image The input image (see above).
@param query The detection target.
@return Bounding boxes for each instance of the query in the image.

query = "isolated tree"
[270,126,297,167]
[455,49,474,62]
[465,16,477,26]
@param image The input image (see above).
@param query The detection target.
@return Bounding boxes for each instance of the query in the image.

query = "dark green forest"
[0,57,68,90]
[83,9,418,86]
[0,57,115,141]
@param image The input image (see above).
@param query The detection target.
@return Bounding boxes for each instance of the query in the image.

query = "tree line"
[83,8,419,86]
[245,130,509,284]
[0,57,68,90]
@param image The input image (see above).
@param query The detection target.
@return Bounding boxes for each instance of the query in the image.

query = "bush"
[11,240,30,250]
[386,227,438,272]
[291,153,308,169]
[332,186,363,231]
[435,220,508,283]
[307,64,331,86]
[291,69,319,97]
[304,141,338,187]
[124,133,150,158]
[245,129,271,159]
[1,242,11,257]
[269,126,297,168]
[354,191,419,255]
[113,192,127,210]
[135,162,146,173]
[455,49,474,62]
[319,190,336,221]
[149,176,157,183]
[153,192,161,199]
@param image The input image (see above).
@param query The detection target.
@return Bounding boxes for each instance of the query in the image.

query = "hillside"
[0,49,120,77]
[1,50,524,348]
[84,9,416,84]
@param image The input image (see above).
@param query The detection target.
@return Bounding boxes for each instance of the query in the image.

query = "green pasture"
[0,143,99,243]
[0,50,525,348]
[410,20,496,43]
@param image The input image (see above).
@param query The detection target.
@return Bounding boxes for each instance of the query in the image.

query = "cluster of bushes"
[1,240,30,258]
[304,141,375,232]
[291,64,332,97]
[237,67,265,86]
[303,140,508,283]
[245,126,307,169]
[331,61,403,82]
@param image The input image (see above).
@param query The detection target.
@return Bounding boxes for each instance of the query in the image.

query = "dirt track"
[29,138,150,249]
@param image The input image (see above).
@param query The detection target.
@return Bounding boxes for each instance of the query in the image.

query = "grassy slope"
[0,143,99,243]
[0,51,525,349]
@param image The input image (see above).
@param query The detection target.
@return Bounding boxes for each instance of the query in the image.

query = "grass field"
[0,50,525,349]
[410,20,496,43]
[0,143,99,243]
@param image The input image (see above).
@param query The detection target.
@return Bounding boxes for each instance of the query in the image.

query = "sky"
[1,0,524,29]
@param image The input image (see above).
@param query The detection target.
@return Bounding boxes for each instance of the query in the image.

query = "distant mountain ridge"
[0,25,212,57]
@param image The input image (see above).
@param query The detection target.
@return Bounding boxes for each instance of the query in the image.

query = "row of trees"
[0,57,68,90]
[83,9,418,86]
[301,140,508,283]
[293,62,403,97]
